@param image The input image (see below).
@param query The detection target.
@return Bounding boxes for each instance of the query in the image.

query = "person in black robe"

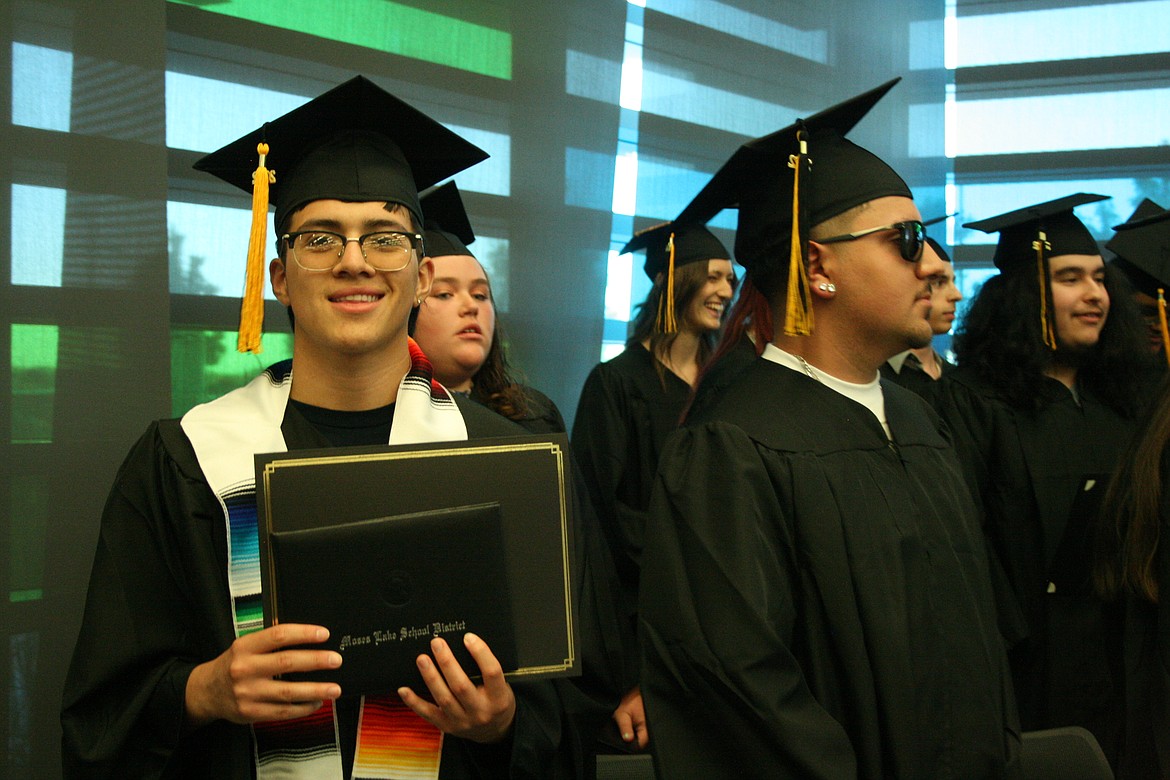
[934,194,1157,764]
[61,77,621,779]
[1094,374,1170,778]
[571,221,735,750]
[62,389,613,778]
[880,237,960,401]
[1106,198,1170,364]
[638,79,1020,778]
[412,182,567,435]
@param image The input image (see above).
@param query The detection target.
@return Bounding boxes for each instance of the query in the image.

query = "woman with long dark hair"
[1095,375,1170,778]
[571,222,735,749]
[412,183,565,434]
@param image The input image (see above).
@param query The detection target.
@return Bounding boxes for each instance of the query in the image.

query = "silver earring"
[818,282,836,293]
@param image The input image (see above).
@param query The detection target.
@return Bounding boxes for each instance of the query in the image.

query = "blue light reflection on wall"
[953,0,1170,68]
[11,43,72,132]
[167,200,266,298]
[952,88,1170,157]
[646,0,827,63]
[10,185,66,287]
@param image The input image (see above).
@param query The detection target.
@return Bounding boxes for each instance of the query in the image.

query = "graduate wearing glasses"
[880,224,963,400]
[636,80,1019,778]
[61,77,621,780]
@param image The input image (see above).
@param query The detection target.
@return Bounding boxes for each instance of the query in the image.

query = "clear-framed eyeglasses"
[281,230,425,272]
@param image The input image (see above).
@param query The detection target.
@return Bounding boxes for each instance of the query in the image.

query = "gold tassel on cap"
[239,142,275,354]
[1033,230,1056,350]
[784,127,813,337]
[1159,288,1170,367]
[654,232,678,334]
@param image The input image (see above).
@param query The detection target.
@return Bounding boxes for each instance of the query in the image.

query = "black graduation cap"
[420,181,476,258]
[963,193,1107,272]
[922,215,953,264]
[195,75,488,231]
[674,78,910,336]
[925,236,951,265]
[192,75,489,353]
[621,222,729,335]
[621,222,729,280]
[1106,198,1170,297]
[964,193,1109,349]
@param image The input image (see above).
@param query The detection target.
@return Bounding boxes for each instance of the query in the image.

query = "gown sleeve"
[474,461,629,779]
[519,385,567,435]
[572,366,632,548]
[571,365,653,627]
[637,422,856,780]
[932,376,1030,649]
[61,421,252,779]
[456,398,627,777]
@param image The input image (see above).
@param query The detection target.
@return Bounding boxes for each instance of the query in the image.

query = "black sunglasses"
[816,220,926,262]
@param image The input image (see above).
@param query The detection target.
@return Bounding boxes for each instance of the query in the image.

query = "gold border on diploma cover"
[258,437,575,679]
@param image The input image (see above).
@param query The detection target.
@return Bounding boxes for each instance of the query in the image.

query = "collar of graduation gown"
[181,338,467,492]
[690,355,947,453]
[887,349,948,377]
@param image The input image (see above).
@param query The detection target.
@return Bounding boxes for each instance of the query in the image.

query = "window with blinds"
[944,0,1170,339]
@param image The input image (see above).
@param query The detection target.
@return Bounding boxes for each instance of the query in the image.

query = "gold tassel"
[1034,230,1056,350]
[654,232,678,334]
[784,129,813,336]
[1159,288,1170,367]
[238,142,275,354]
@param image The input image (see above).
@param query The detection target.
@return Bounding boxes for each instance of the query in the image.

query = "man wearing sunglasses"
[636,80,1019,778]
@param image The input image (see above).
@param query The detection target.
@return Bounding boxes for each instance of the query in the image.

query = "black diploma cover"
[256,433,578,695]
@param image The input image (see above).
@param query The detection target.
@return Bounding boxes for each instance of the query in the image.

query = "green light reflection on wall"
[171,328,294,417]
[9,474,47,603]
[10,324,59,445]
[168,0,512,80]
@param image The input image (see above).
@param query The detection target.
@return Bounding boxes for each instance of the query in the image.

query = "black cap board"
[420,181,476,259]
[964,193,1107,272]
[621,222,730,280]
[922,215,953,263]
[193,75,489,234]
[191,75,488,353]
[674,78,910,278]
[672,78,910,335]
[1107,198,1170,296]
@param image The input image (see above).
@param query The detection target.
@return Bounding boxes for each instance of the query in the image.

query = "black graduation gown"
[61,397,619,779]
[638,358,1020,779]
[879,350,954,403]
[686,335,760,424]
[571,344,690,646]
[471,383,567,435]
[1115,447,1170,779]
[933,367,1134,756]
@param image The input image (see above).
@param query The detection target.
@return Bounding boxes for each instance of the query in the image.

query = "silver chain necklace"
[796,354,821,383]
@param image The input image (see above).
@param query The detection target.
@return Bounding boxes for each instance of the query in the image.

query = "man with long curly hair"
[935,193,1159,767]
